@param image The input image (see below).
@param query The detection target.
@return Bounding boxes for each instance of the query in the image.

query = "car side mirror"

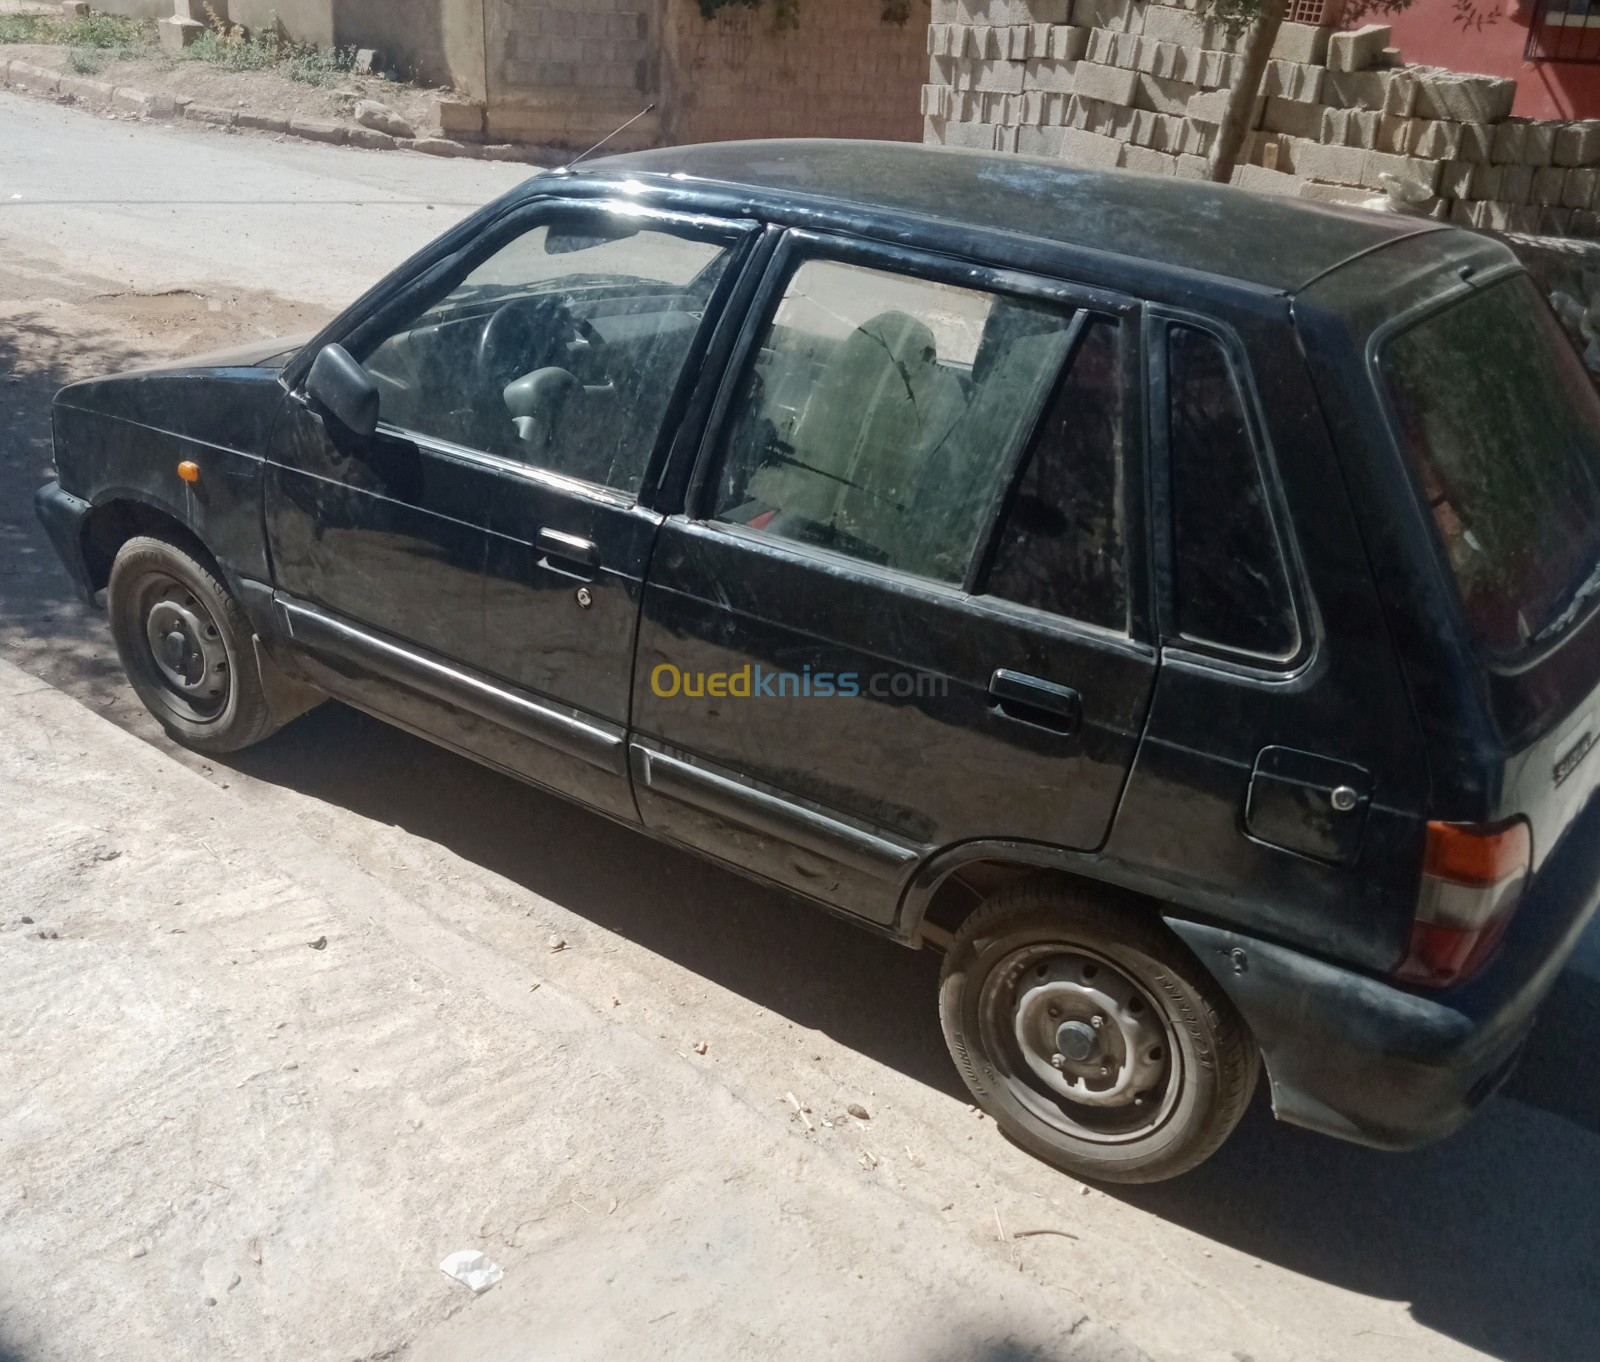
[306,344,379,438]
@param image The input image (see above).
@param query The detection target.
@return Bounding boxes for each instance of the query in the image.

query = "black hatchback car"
[35,140,1600,1182]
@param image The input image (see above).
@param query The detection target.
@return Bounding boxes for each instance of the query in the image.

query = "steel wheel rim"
[977,941,1182,1145]
[131,572,231,724]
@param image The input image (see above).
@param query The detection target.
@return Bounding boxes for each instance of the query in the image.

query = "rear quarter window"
[1378,275,1600,659]
[1167,325,1299,661]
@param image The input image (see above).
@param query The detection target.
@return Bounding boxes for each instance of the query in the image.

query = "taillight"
[1394,819,1531,988]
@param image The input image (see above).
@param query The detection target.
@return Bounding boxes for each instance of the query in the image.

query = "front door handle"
[988,669,1082,735]
[537,528,600,581]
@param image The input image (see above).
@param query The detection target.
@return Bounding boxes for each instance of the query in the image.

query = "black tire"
[939,879,1259,1184]
[107,535,281,754]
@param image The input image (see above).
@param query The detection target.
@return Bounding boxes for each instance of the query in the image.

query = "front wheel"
[107,535,281,754]
[939,881,1259,1184]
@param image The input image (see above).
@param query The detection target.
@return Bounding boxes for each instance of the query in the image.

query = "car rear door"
[265,200,757,817]
[1108,302,1432,975]
[627,232,1157,925]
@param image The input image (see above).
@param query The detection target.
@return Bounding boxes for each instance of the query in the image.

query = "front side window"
[1380,275,1600,658]
[711,258,1077,585]
[1168,325,1299,660]
[360,214,733,495]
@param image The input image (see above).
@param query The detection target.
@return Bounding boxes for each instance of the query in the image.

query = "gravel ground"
[0,38,451,132]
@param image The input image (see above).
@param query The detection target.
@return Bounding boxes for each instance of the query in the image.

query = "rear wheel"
[107,535,280,754]
[939,880,1259,1183]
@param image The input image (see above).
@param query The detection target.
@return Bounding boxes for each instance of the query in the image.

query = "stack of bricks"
[922,0,1600,238]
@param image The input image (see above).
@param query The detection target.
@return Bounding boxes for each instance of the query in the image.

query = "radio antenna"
[563,103,657,172]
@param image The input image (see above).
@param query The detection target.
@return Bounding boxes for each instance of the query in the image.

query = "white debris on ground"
[439,1249,503,1294]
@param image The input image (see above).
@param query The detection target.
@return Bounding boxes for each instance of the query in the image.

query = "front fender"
[53,369,286,586]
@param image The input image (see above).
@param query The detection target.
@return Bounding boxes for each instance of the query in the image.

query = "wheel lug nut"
[1050,1054,1065,1070]
[1099,1066,1110,1077]
[1090,1015,1104,1029]
[1047,1005,1060,1019]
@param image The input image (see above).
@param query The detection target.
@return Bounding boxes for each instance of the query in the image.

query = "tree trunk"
[1207,7,1287,185]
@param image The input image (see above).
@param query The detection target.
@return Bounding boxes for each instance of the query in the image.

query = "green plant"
[66,12,153,49]
[1207,0,1412,27]
[0,12,156,53]
[694,0,758,19]
[182,28,280,73]
[0,15,47,43]
[691,0,914,26]
[1203,0,1416,183]
[281,43,358,86]
[180,24,357,87]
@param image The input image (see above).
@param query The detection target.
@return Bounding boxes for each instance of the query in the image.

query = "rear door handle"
[537,528,600,580]
[988,669,1082,735]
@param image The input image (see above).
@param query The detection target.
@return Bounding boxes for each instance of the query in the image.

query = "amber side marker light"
[1394,819,1531,988]
[177,461,200,483]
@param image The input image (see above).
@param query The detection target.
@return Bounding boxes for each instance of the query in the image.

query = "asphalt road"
[0,88,532,307]
[3,89,1600,1362]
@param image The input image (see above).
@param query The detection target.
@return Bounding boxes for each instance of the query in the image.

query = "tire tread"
[108,535,280,754]
[939,878,1259,1183]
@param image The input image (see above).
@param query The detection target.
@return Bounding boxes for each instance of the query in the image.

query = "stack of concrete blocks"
[922,0,1600,239]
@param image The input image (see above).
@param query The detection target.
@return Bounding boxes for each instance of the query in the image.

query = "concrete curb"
[0,58,558,166]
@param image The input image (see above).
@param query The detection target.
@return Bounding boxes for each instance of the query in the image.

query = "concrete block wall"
[496,0,653,95]
[660,0,924,145]
[446,0,923,150]
[92,1,485,92]
[923,0,1600,239]
[93,0,921,150]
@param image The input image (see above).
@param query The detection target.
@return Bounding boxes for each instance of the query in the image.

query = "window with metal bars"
[1527,0,1600,64]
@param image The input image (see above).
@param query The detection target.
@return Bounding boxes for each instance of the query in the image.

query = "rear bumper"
[34,481,95,604]
[1167,789,1600,1150]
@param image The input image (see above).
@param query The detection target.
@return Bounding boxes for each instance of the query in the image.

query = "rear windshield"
[1379,275,1600,659]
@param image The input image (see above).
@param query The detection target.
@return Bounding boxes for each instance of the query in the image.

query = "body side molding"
[276,595,626,775]
[630,743,923,880]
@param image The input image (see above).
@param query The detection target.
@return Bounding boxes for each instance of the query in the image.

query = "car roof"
[579,139,1451,296]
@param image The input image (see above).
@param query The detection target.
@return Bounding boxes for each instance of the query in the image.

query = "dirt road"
[3,90,1599,1362]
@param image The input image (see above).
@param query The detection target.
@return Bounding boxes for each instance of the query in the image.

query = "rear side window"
[1168,326,1299,660]
[1379,275,1600,658]
[711,259,1077,585]
[985,317,1127,631]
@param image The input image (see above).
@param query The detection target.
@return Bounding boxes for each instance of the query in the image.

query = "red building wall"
[1378,0,1600,120]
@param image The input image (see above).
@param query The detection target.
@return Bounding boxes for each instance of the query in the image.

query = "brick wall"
[660,0,924,145]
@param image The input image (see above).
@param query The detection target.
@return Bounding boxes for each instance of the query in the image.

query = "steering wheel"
[476,296,604,391]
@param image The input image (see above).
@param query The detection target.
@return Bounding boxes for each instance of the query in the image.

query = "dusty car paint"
[36,140,1600,1156]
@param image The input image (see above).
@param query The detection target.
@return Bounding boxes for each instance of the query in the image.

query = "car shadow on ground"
[235,702,1600,1362]
[0,312,144,698]
[1114,974,1600,1362]
[230,699,961,1096]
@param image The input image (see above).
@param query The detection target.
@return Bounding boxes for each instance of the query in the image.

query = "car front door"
[628,234,1157,924]
[265,201,756,816]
